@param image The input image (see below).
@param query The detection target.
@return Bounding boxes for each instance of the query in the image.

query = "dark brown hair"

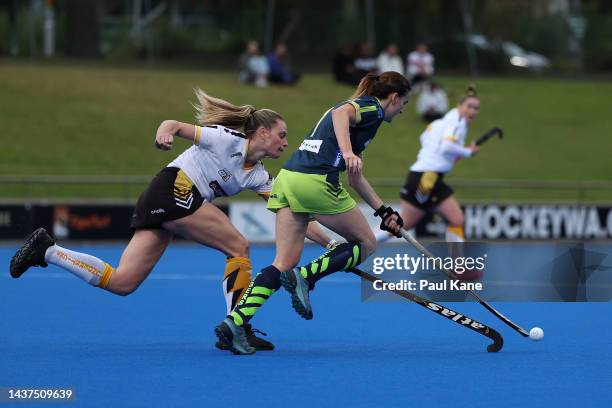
[350,71,412,100]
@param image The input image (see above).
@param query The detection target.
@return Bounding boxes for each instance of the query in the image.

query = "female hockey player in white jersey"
[9,88,332,350]
[397,86,481,279]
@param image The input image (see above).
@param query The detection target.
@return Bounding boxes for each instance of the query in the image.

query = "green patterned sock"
[229,265,281,327]
[299,242,362,288]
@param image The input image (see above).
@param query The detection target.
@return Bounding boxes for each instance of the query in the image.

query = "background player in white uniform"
[396,86,481,278]
[10,89,332,350]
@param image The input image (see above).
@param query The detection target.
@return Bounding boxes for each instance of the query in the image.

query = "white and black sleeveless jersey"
[410,108,473,173]
[168,125,273,202]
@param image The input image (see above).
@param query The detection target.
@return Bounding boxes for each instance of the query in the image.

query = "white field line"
[0,271,353,284]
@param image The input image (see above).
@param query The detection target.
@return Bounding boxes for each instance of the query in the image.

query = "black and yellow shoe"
[215,324,274,351]
[10,228,55,278]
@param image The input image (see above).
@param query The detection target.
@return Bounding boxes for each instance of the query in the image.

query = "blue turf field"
[1,244,611,407]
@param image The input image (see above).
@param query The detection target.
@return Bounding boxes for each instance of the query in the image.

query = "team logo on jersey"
[209,181,228,197]
[230,152,243,158]
[298,139,323,154]
[218,168,232,182]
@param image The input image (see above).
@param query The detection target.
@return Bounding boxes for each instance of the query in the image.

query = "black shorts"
[130,167,204,229]
[400,171,453,211]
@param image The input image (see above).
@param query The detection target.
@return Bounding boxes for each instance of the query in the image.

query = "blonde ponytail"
[193,88,283,135]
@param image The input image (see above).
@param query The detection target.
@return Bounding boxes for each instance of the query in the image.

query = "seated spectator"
[416,81,449,123]
[354,42,377,78]
[267,43,300,85]
[333,44,360,85]
[376,43,404,74]
[238,40,269,87]
[406,42,434,85]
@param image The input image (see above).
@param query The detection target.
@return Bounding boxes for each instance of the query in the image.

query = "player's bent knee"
[107,280,141,296]
[273,258,299,273]
[113,287,136,296]
[225,235,249,258]
[105,283,136,296]
[362,241,376,259]
[105,270,143,296]
[361,234,377,258]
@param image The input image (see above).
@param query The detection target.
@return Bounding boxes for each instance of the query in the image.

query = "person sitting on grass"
[267,43,300,85]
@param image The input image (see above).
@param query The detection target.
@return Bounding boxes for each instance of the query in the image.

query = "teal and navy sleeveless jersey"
[283,96,384,175]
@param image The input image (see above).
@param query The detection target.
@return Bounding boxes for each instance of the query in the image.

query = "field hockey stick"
[398,229,530,338]
[348,267,503,352]
[475,127,503,146]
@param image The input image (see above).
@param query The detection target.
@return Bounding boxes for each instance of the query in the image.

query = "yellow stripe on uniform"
[174,169,194,199]
[223,256,251,280]
[418,171,438,195]
[358,106,378,114]
[194,125,202,145]
[99,263,115,289]
[224,257,252,311]
[348,101,361,125]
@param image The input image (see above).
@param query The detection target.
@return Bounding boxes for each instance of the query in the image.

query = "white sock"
[44,244,115,287]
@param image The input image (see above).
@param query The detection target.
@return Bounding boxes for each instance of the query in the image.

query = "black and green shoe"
[280,267,313,320]
[10,228,55,278]
[215,324,274,351]
[214,318,256,355]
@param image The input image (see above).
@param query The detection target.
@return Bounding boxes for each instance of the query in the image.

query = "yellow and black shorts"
[130,167,204,229]
[400,171,453,210]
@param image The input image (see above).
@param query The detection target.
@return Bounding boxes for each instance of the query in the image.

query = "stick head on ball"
[529,327,544,341]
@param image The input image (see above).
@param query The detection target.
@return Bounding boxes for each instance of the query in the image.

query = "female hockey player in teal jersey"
[215,71,412,354]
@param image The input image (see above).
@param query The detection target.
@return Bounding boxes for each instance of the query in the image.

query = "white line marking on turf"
[1,272,353,284]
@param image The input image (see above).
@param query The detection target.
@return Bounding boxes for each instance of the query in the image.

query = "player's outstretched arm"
[440,137,474,158]
[154,120,197,150]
